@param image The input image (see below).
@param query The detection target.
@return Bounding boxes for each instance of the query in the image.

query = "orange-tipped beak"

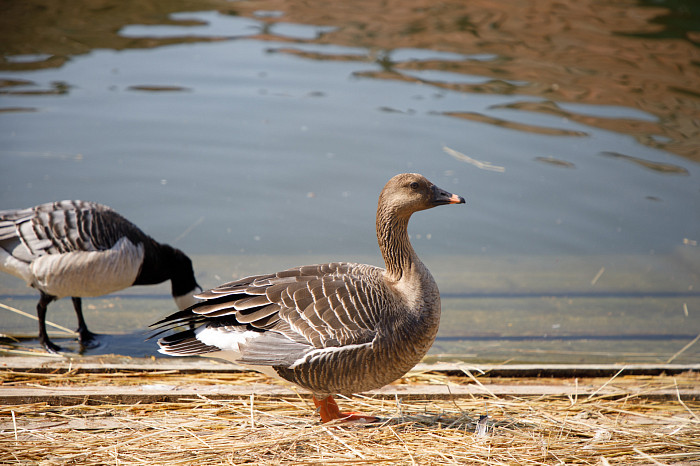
[448,193,466,204]
[431,184,466,205]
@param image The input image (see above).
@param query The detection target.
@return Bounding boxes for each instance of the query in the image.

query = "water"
[1,1,699,363]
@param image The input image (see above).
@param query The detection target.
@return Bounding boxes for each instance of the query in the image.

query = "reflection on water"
[441,111,589,137]
[1,332,160,358]
[620,0,700,44]
[534,157,576,169]
[119,11,261,39]
[127,85,191,92]
[1,0,698,159]
[600,151,690,175]
[1,0,699,362]
[1,80,70,96]
[490,100,669,151]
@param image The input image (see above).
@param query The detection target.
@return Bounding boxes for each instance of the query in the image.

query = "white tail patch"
[194,327,283,379]
[195,326,261,354]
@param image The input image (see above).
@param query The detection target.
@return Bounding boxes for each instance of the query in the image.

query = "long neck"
[376,205,418,281]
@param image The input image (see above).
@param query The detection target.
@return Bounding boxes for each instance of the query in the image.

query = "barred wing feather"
[154,262,385,362]
[0,201,149,261]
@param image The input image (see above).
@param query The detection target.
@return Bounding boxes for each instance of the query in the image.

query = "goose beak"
[432,185,466,205]
[446,193,465,204]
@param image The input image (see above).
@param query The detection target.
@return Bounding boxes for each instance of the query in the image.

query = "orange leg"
[312,395,379,424]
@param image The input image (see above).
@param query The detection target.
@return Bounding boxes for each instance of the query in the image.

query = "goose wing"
[0,200,147,262]
[153,262,388,366]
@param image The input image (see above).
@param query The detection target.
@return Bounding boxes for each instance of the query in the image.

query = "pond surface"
[1,0,699,364]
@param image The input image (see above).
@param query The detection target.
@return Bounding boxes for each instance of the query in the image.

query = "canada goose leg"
[72,297,99,349]
[313,395,379,424]
[37,292,62,354]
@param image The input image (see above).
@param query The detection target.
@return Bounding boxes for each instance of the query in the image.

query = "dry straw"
[1,368,699,464]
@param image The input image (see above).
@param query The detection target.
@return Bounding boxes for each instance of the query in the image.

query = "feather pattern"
[154,173,465,400]
[0,200,200,353]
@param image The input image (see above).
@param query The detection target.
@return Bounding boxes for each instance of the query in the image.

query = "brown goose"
[0,200,201,353]
[153,173,464,422]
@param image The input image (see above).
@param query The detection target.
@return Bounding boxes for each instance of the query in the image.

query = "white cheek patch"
[174,287,202,310]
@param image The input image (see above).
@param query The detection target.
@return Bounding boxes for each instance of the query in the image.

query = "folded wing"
[153,262,386,367]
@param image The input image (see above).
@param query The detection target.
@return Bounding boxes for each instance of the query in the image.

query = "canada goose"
[0,200,201,353]
[153,174,464,422]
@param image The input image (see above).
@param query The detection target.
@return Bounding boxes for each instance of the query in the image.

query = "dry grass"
[1,369,699,465]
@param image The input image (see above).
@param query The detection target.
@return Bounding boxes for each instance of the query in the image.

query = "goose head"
[378,173,465,219]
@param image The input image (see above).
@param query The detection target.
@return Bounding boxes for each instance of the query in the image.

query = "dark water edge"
[2,0,699,162]
[3,332,698,365]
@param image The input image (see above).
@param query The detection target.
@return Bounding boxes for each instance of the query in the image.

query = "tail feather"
[156,329,219,356]
[148,308,209,339]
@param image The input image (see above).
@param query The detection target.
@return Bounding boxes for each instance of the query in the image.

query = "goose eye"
[409,182,419,190]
